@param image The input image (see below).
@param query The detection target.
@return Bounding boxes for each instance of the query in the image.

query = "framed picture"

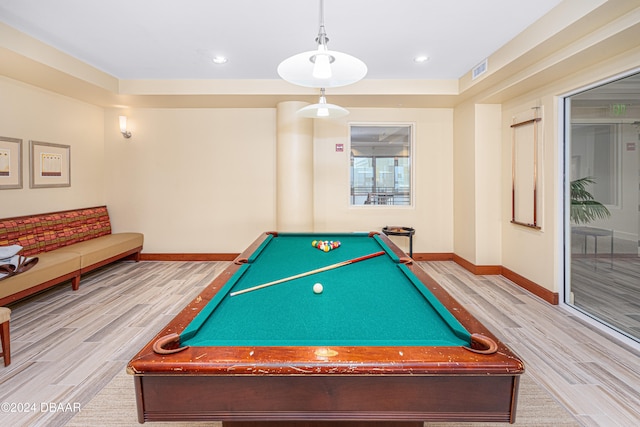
[0,136,23,190]
[29,140,71,188]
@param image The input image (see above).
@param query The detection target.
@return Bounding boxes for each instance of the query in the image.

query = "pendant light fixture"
[297,88,349,119]
[278,0,367,88]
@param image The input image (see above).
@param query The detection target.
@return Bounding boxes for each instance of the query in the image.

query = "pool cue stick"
[230,250,386,297]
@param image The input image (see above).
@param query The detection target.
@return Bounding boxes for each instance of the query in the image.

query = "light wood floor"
[1,260,639,426]
[570,232,640,340]
[570,257,640,340]
[421,261,640,426]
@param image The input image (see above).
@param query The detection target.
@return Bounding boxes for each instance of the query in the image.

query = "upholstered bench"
[0,206,143,306]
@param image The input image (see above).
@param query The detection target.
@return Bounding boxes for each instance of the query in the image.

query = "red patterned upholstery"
[0,207,112,257]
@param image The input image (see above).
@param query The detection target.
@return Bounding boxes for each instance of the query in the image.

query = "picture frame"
[0,136,23,190]
[29,140,71,188]
[510,109,542,230]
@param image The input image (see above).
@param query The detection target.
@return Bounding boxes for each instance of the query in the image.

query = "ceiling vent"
[472,59,488,80]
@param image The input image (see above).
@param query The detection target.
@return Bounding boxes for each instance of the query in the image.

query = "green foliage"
[570,177,611,224]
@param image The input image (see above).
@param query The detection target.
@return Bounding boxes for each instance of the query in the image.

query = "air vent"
[472,59,488,80]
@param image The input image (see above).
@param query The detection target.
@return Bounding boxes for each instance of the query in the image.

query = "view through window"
[350,125,412,206]
[565,72,640,343]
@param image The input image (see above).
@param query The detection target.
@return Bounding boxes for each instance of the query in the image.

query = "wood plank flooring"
[0,261,228,427]
[570,257,640,339]
[0,260,638,426]
[569,231,640,340]
[421,261,640,426]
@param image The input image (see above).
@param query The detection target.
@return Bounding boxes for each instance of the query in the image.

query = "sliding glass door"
[565,72,640,343]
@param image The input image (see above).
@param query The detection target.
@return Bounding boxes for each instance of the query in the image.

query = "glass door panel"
[565,72,640,343]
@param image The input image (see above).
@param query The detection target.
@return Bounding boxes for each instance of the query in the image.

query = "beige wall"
[102,106,454,255]
[103,108,277,253]
[474,105,502,266]
[453,103,502,267]
[501,98,558,292]
[499,45,640,293]
[276,102,314,232]
[453,102,476,263]
[0,76,105,218]
[0,74,455,256]
[313,108,454,255]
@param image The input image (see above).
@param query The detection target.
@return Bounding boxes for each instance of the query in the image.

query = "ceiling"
[0,0,563,81]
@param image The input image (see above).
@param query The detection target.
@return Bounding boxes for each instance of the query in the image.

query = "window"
[350,125,412,206]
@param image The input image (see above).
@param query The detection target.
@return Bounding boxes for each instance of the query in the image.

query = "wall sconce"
[119,116,132,138]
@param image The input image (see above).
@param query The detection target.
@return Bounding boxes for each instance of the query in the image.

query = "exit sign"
[610,104,627,116]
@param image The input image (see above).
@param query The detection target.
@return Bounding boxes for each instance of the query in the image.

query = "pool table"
[128,232,524,425]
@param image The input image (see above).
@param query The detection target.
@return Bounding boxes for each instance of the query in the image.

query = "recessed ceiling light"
[413,55,429,63]
[212,56,228,64]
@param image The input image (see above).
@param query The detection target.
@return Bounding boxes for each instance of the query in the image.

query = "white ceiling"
[0,0,563,81]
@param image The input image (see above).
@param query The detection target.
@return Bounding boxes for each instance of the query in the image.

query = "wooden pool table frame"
[127,232,524,425]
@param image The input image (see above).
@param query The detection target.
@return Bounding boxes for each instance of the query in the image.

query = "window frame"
[348,122,415,208]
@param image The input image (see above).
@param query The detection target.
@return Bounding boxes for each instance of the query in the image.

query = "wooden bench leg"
[71,274,81,291]
[0,320,10,367]
[123,250,141,262]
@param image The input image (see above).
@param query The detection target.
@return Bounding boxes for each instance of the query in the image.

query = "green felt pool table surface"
[128,231,524,425]
[181,232,471,347]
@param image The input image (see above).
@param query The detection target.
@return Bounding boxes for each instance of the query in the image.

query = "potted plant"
[570,177,611,224]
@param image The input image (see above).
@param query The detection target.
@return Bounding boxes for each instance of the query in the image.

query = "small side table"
[571,226,613,269]
[382,226,415,258]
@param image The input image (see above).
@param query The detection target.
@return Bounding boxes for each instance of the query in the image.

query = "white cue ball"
[313,283,323,294]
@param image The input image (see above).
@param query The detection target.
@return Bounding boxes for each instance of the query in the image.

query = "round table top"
[571,226,612,237]
[382,226,415,236]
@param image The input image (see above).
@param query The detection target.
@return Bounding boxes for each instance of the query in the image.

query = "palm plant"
[570,177,611,224]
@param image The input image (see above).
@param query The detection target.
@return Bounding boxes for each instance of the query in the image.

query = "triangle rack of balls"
[311,240,341,252]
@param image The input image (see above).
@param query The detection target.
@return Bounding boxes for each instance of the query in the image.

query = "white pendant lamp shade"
[278,49,367,88]
[297,89,349,119]
[278,0,367,88]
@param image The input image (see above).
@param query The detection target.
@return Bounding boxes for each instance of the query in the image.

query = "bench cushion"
[0,250,80,301]
[59,233,144,268]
